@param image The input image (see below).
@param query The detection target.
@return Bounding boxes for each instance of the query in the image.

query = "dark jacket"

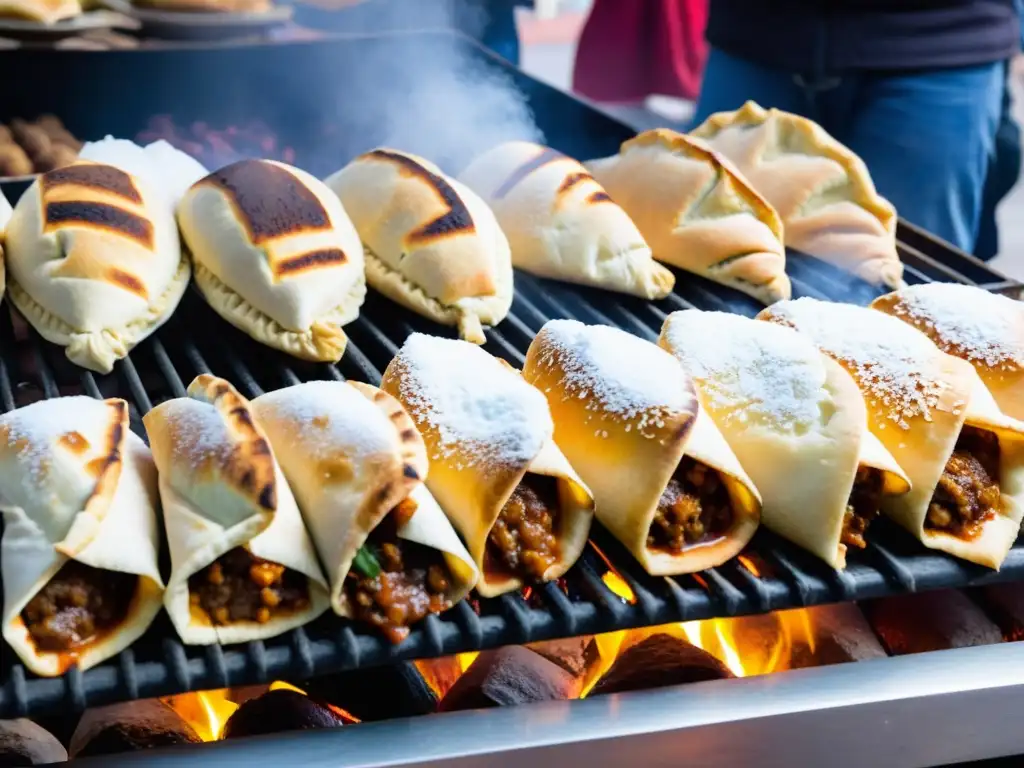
[706,0,1020,73]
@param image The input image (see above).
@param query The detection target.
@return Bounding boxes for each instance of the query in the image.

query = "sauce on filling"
[485,473,561,582]
[346,498,455,644]
[22,560,137,653]
[842,467,884,550]
[926,426,1002,540]
[648,457,733,552]
[189,548,309,625]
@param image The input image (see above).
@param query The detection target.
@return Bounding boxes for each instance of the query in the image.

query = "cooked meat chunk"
[189,548,308,625]
[486,474,561,581]
[927,427,1002,540]
[842,467,884,550]
[22,560,137,653]
[648,458,733,552]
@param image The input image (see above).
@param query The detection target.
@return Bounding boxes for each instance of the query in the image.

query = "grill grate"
[0,221,1022,717]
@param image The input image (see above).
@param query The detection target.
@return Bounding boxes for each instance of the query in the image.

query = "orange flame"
[737,555,761,578]
[163,689,238,742]
[592,543,638,604]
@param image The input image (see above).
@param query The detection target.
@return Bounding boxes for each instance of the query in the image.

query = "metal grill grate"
[0,218,1021,717]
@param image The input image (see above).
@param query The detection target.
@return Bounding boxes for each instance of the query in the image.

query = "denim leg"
[691,48,810,126]
[839,64,1004,253]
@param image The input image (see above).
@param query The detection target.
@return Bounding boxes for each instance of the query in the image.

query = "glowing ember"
[601,571,636,604]
[737,555,761,577]
[457,652,480,672]
[162,689,237,742]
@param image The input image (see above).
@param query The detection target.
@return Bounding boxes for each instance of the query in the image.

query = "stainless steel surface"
[75,642,1024,768]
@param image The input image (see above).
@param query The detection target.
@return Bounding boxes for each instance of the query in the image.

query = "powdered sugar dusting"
[663,310,830,433]
[161,397,235,469]
[534,319,695,437]
[395,334,552,469]
[765,297,962,430]
[890,283,1022,369]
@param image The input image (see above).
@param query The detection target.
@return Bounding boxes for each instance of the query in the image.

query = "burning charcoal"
[68,700,201,759]
[590,633,733,696]
[302,661,438,722]
[438,646,580,712]
[973,583,1024,641]
[414,656,465,699]
[787,603,887,668]
[861,590,1003,655]
[0,719,67,765]
[221,690,348,740]
[527,636,598,678]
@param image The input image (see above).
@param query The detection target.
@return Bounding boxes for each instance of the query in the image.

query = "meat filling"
[22,560,138,653]
[189,548,309,625]
[485,473,561,582]
[346,498,455,644]
[926,427,1002,540]
[842,467,884,550]
[648,457,733,552]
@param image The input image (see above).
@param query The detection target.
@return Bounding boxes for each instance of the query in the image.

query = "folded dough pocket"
[760,298,1024,570]
[522,319,761,576]
[458,140,674,300]
[380,333,594,598]
[144,374,329,645]
[0,397,163,676]
[585,129,790,306]
[659,310,910,569]
[325,148,513,344]
[177,159,366,362]
[251,380,478,643]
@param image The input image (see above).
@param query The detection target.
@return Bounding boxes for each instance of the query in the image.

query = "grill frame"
[2,30,1023,719]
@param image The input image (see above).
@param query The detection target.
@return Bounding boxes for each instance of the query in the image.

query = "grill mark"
[206,159,332,244]
[274,248,347,278]
[557,172,592,196]
[107,268,149,300]
[368,150,475,245]
[43,164,142,204]
[492,147,565,200]
[44,201,154,247]
[588,191,612,204]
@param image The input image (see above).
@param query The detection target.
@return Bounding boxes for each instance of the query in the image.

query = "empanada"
[523,320,761,576]
[585,128,790,305]
[691,101,903,288]
[144,375,330,644]
[5,161,190,373]
[872,283,1024,422]
[760,298,1024,569]
[381,333,593,597]
[659,310,909,568]
[325,148,513,344]
[0,397,163,676]
[0,0,80,23]
[458,140,674,299]
[177,159,366,362]
[251,380,478,643]
[0,188,10,300]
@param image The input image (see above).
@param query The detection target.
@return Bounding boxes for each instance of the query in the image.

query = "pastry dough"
[872,283,1024,422]
[659,309,909,568]
[691,101,903,288]
[144,375,329,644]
[760,298,1024,569]
[0,0,80,23]
[381,333,593,597]
[585,129,790,305]
[5,161,189,373]
[251,380,478,642]
[0,397,163,676]
[458,141,674,299]
[0,188,9,300]
[325,148,513,344]
[177,159,365,362]
[523,319,762,576]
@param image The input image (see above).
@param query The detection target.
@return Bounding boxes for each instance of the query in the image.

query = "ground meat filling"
[189,548,309,625]
[926,427,1002,540]
[22,560,138,653]
[842,467,885,550]
[346,499,454,644]
[485,473,561,582]
[648,458,733,552]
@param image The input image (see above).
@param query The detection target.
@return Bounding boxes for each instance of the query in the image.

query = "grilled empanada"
[0,0,80,23]
[458,141,674,299]
[585,128,790,305]
[691,101,903,288]
[325,148,513,344]
[177,159,366,362]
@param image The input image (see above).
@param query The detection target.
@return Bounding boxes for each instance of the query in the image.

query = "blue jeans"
[693,48,1006,253]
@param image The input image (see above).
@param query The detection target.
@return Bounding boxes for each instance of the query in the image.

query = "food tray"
[1,32,1023,718]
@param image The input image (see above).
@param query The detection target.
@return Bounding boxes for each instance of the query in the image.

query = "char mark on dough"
[107,268,149,300]
[492,147,566,200]
[367,150,475,245]
[206,159,333,244]
[587,191,612,204]
[274,248,347,278]
[43,164,142,204]
[44,201,154,247]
